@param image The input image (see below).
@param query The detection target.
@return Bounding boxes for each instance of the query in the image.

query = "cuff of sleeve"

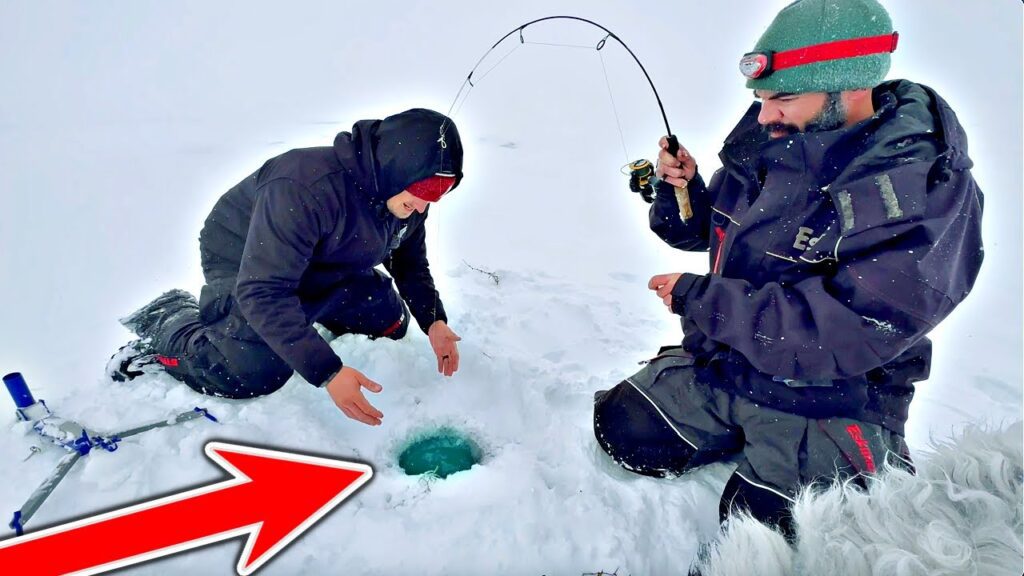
[687,170,707,195]
[413,302,448,334]
[653,178,677,203]
[303,354,344,388]
[670,273,710,316]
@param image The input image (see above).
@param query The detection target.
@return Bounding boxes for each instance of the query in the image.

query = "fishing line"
[522,40,594,50]
[598,47,631,164]
[441,17,672,137]
[430,17,694,336]
[439,16,692,217]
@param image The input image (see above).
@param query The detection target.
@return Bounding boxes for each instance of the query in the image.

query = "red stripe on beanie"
[407,174,456,202]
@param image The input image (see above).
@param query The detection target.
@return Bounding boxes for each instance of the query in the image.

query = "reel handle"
[665,134,693,221]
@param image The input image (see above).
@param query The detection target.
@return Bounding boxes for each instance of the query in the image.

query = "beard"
[804,92,848,133]
[763,92,847,137]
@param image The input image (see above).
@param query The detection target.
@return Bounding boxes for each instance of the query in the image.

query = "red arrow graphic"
[0,441,372,575]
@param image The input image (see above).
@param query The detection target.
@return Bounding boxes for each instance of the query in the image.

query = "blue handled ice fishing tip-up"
[4,371,218,535]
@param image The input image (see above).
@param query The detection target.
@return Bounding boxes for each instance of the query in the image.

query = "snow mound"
[3,267,732,574]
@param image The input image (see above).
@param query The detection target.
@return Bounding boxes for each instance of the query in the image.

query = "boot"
[106,339,162,382]
[119,289,200,354]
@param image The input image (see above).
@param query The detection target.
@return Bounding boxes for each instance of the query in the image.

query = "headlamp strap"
[773,32,899,72]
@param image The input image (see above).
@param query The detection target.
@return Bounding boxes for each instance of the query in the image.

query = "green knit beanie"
[743,0,896,93]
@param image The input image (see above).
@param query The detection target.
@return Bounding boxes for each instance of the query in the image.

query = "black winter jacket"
[650,81,983,434]
[198,109,464,387]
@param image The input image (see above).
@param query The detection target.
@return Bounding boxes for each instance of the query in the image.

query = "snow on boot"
[119,289,200,354]
[106,339,162,382]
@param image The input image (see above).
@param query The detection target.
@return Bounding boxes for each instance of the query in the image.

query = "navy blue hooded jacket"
[198,109,464,387]
[650,81,983,434]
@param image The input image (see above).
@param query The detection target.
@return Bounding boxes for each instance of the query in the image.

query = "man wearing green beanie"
[594,0,984,540]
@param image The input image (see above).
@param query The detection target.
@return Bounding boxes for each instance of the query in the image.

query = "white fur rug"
[692,421,1024,576]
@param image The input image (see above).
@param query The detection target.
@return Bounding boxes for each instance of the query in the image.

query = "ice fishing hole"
[398,428,483,479]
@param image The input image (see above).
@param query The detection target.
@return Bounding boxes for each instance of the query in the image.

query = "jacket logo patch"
[792,227,823,251]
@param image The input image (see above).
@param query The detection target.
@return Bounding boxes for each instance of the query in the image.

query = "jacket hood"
[334,108,464,205]
[720,80,972,188]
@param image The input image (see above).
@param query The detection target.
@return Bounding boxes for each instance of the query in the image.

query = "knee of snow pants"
[165,278,294,399]
[718,405,915,541]
[162,331,293,399]
[593,378,743,477]
[313,269,410,340]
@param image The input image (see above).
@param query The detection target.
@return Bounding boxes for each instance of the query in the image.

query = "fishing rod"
[442,15,692,220]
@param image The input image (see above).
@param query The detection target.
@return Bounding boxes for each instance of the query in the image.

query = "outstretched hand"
[649,273,683,310]
[325,366,384,426]
[428,320,462,377]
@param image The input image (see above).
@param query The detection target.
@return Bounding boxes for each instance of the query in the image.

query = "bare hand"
[428,320,462,377]
[649,273,683,310]
[656,136,697,188]
[325,366,384,426]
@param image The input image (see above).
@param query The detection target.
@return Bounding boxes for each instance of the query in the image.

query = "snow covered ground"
[1,1,1021,574]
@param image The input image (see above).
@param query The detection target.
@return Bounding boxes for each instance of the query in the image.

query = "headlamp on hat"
[741,0,899,92]
[739,32,899,81]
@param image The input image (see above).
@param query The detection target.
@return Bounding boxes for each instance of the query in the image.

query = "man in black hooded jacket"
[594,0,984,537]
[109,108,464,426]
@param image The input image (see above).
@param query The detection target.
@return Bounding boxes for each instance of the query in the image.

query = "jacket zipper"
[712,226,727,274]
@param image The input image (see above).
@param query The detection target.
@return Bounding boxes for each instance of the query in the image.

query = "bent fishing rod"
[442,15,693,219]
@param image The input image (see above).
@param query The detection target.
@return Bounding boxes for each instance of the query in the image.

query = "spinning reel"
[626,159,656,203]
[624,136,692,220]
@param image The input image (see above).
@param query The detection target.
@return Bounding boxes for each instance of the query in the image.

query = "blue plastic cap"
[10,510,24,536]
[3,372,35,409]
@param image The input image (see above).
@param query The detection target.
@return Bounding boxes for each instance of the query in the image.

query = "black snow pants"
[593,347,914,539]
[158,267,409,399]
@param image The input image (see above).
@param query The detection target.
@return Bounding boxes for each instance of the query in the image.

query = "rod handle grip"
[665,135,693,221]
